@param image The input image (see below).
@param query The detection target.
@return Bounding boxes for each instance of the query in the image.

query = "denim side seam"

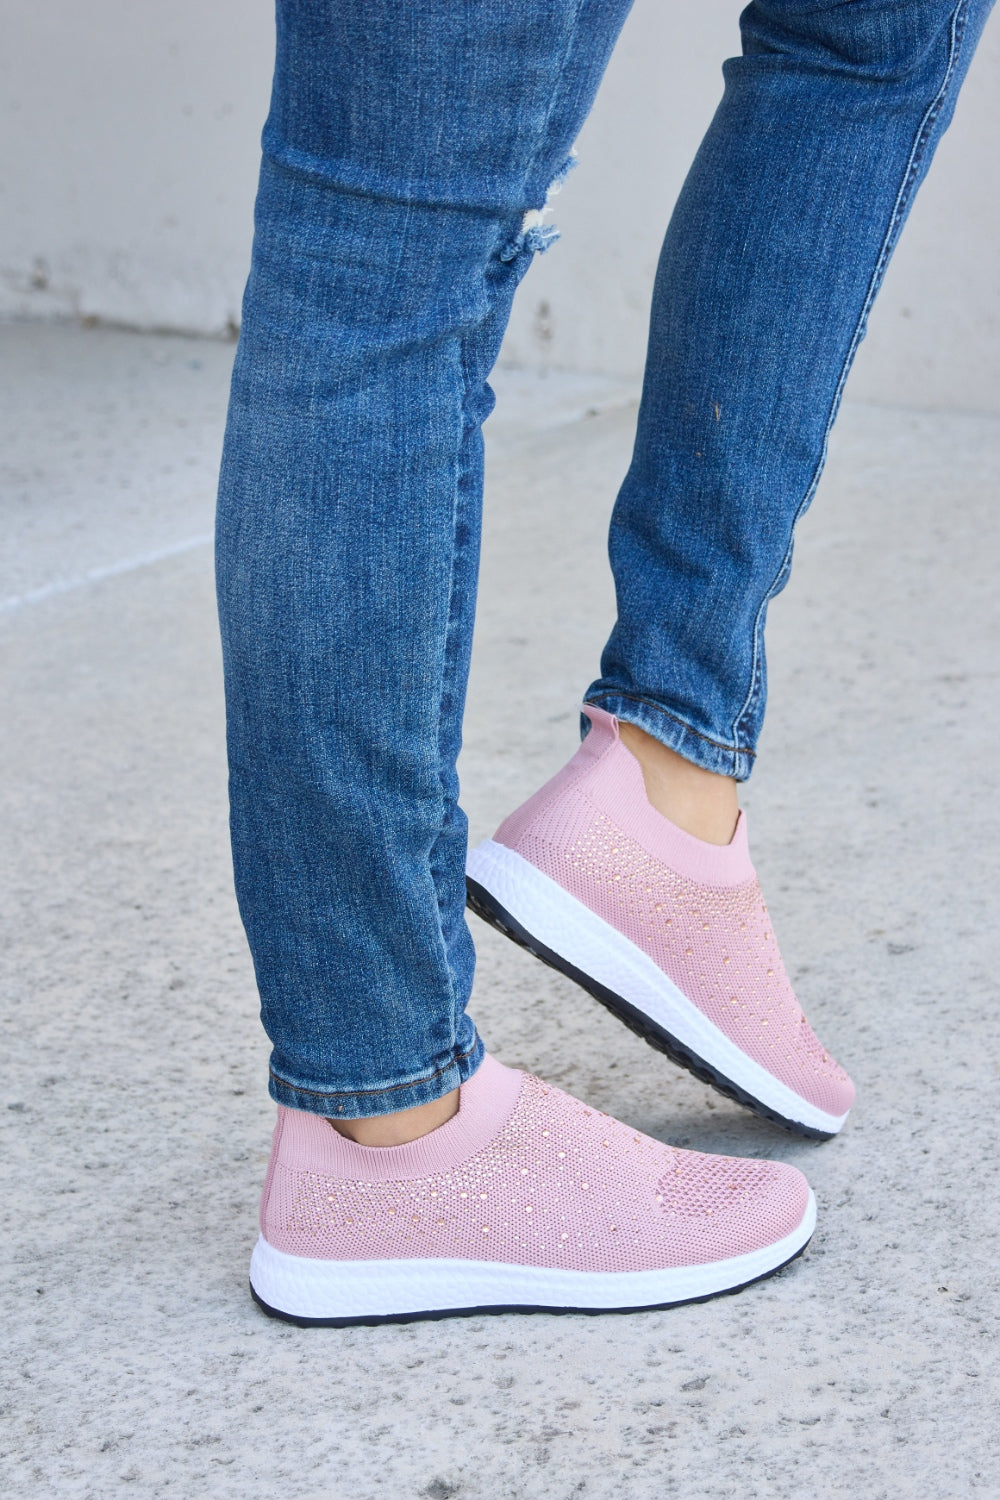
[423,0,596,1065]
[426,336,478,1042]
[732,0,971,753]
[423,212,540,1071]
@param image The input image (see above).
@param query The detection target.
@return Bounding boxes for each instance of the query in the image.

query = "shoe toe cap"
[796,1061,855,1128]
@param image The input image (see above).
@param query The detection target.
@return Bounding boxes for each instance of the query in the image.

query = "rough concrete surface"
[1,324,998,1498]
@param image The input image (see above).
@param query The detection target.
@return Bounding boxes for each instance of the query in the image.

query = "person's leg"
[469,0,994,1136]
[590,0,996,775]
[222,0,824,1326]
[217,0,631,1126]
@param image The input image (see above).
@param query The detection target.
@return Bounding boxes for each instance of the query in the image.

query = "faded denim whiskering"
[216,0,993,1116]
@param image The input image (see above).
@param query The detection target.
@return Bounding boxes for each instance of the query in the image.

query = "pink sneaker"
[249,1056,815,1324]
[466,707,854,1138]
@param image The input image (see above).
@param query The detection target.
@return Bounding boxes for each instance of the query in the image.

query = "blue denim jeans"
[216,0,993,1117]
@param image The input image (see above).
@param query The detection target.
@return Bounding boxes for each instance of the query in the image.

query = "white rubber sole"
[250,1190,816,1324]
[466,839,848,1138]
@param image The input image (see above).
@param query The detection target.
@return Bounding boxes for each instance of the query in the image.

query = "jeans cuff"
[584,691,755,781]
[267,1033,486,1120]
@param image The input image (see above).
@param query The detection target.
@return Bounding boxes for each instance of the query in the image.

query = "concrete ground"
[1,323,998,1499]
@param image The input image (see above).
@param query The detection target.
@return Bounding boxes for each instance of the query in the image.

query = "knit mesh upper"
[262,1067,809,1270]
[517,801,850,1114]
[494,706,854,1119]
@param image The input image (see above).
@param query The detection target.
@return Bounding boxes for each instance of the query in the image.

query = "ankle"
[618,722,738,845]
[327,1086,460,1146]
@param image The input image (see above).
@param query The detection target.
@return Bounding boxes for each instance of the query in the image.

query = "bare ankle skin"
[618,722,739,846]
[328,1086,460,1146]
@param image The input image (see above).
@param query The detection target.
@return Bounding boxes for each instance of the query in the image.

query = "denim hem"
[266,1033,486,1120]
[585,691,755,782]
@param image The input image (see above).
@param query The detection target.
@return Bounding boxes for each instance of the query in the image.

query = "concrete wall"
[0,0,273,333]
[2,0,998,412]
